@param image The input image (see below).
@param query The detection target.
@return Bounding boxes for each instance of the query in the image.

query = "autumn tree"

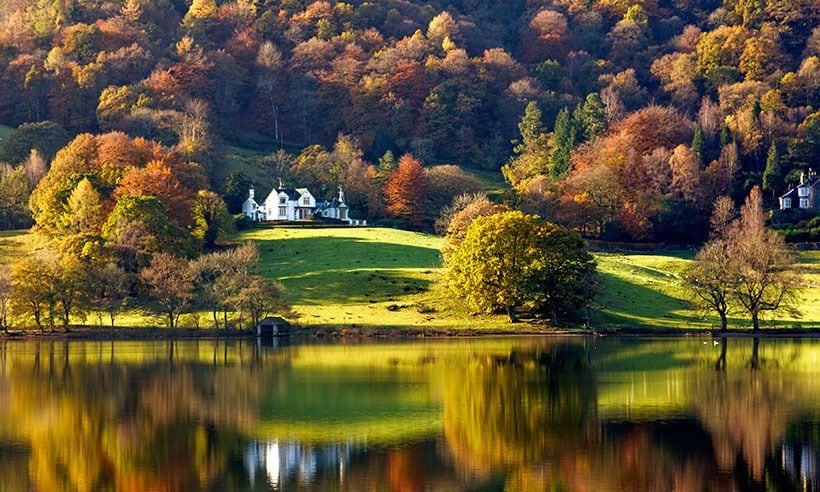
[529,223,596,324]
[53,255,89,331]
[440,193,510,259]
[23,149,48,186]
[447,211,595,323]
[233,276,290,328]
[684,197,738,331]
[87,263,132,328]
[0,164,31,230]
[140,253,194,329]
[385,154,426,229]
[192,190,233,249]
[63,177,103,235]
[10,253,59,331]
[668,145,701,203]
[424,165,483,224]
[727,187,799,330]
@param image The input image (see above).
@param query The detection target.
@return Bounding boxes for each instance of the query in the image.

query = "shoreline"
[1,324,820,341]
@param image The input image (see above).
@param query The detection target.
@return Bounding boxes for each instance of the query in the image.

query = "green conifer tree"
[762,141,781,200]
[692,125,705,164]
[550,107,578,180]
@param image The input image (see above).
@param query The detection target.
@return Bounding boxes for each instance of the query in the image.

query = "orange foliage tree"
[385,154,427,229]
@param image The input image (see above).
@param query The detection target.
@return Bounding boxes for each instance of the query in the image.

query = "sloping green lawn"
[1,227,818,330]
[596,250,820,329]
[237,226,516,330]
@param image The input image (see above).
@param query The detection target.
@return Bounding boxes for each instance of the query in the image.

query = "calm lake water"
[0,336,818,491]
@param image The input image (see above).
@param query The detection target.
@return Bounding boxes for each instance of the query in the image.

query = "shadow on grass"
[253,236,440,304]
[281,268,434,304]
[595,272,697,328]
[255,236,441,273]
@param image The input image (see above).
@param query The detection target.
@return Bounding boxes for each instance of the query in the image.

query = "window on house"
[800,198,810,208]
[783,198,791,208]
[799,187,809,197]
[279,206,287,216]
[303,197,310,205]
[279,197,286,204]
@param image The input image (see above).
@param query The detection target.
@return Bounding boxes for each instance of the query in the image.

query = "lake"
[0,336,818,491]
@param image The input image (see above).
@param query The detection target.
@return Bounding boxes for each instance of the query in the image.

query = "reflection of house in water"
[781,444,817,489]
[244,440,357,488]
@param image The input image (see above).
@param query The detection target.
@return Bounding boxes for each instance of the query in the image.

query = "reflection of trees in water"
[695,337,818,488]
[442,338,820,490]
[1,338,819,490]
[442,340,597,474]
[0,340,290,491]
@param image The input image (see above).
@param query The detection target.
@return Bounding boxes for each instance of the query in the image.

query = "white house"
[779,170,819,211]
[242,185,364,225]
[315,187,351,222]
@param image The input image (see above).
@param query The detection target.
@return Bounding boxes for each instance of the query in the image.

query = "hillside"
[1,0,818,244]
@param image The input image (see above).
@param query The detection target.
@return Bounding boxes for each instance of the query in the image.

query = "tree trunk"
[719,312,728,332]
[506,305,517,323]
[212,309,219,329]
[751,311,760,331]
[110,313,116,329]
[168,311,175,329]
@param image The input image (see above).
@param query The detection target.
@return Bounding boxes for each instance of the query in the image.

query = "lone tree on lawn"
[685,190,799,330]
[727,187,799,330]
[684,196,737,331]
[685,237,737,331]
[446,210,595,323]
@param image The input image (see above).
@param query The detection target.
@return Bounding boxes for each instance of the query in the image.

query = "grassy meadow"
[0,227,818,330]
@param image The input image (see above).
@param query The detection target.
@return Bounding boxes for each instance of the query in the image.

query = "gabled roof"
[278,188,301,200]
[780,177,819,199]
[295,188,312,196]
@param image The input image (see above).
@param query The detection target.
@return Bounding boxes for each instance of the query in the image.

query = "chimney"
[338,185,345,203]
[800,171,805,185]
[249,188,255,199]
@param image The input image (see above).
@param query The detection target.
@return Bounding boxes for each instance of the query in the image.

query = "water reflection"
[0,337,818,491]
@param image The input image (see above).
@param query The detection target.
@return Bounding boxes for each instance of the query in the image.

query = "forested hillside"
[0,0,818,241]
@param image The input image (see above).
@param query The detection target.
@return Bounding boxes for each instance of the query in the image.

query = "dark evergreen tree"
[762,141,781,200]
[692,125,705,164]
[550,107,579,180]
[222,171,252,214]
[577,93,607,141]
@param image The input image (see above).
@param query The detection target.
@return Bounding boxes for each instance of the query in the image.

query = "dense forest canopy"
[0,0,817,241]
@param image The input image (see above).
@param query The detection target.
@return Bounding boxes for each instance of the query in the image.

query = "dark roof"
[316,198,339,209]
[278,188,301,200]
[260,316,289,325]
[779,177,819,199]
[316,198,349,210]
